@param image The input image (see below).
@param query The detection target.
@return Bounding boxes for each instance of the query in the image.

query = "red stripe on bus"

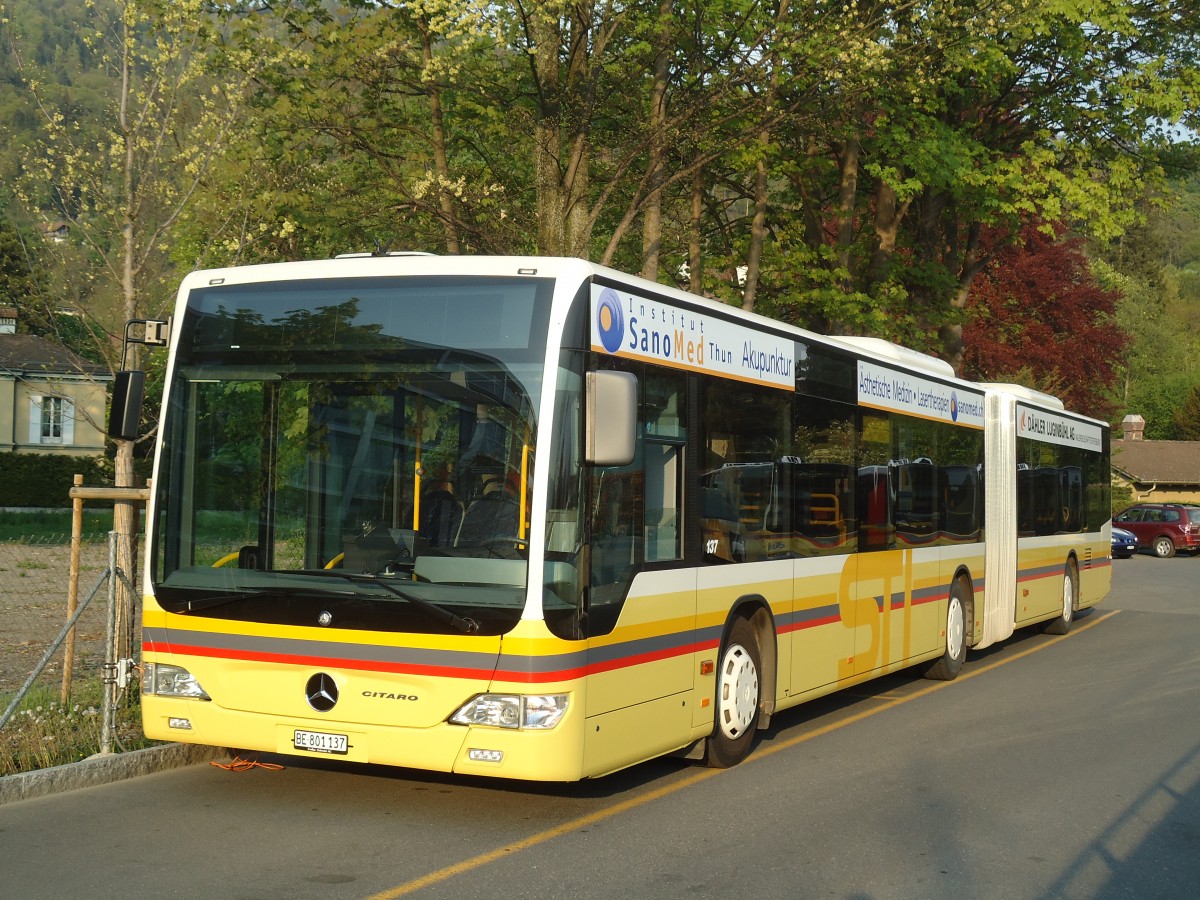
[148,641,497,681]
[779,613,841,634]
[145,639,716,685]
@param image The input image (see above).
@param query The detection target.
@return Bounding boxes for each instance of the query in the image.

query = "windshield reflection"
[151,276,552,635]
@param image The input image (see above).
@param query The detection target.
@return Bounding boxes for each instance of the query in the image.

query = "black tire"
[1044,560,1077,635]
[704,617,762,768]
[923,578,968,681]
[1153,536,1176,559]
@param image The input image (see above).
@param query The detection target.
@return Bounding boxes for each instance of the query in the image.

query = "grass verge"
[0,509,116,543]
[1,680,157,777]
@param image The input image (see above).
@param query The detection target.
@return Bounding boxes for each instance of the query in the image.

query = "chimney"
[0,307,16,335]
[1121,414,1145,442]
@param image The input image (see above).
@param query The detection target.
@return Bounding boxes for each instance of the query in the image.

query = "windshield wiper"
[296,570,480,634]
[180,585,355,614]
[181,589,269,613]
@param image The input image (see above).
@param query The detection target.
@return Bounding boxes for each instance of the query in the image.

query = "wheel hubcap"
[718,642,759,740]
[947,595,964,659]
[1062,572,1074,619]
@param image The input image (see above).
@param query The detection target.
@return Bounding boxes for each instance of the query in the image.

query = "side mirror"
[108,370,146,441]
[585,370,637,466]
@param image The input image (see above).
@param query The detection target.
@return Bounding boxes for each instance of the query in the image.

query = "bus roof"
[178,254,1079,415]
[981,382,1066,411]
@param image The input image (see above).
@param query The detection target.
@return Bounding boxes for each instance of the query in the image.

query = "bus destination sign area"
[591,285,795,390]
[1017,404,1104,451]
[857,359,985,429]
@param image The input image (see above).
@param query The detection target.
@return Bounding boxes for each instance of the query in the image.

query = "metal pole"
[62,473,85,704]
[100,530,119,755]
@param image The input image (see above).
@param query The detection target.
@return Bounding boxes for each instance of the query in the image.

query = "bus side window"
[642,372,685,563]
[700,379,792,562]
[791,396,857,556]
[583,361,645,636]
[644,441,682,562]
[590,467,643,584]
[858,412,895,552]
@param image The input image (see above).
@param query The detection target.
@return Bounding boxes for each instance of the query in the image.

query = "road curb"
[0,743,226,806]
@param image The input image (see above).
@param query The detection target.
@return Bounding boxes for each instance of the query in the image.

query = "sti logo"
[595,288,625,353]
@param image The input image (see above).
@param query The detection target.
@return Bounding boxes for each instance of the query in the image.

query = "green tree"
[196,0,840,278]
[761,0,1200,368]
[6,0,266,399]
[1094,180,1200,437]
[4,0,272,625]
[0,216,38,308]
[1175,385,1200,440]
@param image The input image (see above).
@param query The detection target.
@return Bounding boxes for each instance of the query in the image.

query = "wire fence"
[0,535,125,697]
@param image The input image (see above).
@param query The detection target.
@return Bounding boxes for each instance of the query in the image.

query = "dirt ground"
[0,542,121,696]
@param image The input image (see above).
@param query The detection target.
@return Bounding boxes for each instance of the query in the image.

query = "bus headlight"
[142,662,211,700]
[449,694,568,730]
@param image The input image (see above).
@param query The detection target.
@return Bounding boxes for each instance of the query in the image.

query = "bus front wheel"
[705,617,762,768]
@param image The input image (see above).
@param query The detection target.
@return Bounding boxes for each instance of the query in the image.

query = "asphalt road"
[1,552,1197,900]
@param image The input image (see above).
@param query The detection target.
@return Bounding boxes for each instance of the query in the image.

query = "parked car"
[1113,503,1200,558]
[1110,526,1138,559]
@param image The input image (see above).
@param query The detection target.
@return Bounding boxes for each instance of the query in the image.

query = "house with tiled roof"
[39,221,69,243]
[1112,415,1200,504]
[0,307,112,458]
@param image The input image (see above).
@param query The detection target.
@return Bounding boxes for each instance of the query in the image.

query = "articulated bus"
[133,255,1111,781]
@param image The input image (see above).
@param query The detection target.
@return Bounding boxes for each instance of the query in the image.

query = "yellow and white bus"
[133,255,1111,780]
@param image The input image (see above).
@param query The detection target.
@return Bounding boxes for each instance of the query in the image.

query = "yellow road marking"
[366,609,1121,899]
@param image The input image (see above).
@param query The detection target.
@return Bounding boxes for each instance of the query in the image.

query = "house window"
[29,396,75,446]
[42,396,64,441]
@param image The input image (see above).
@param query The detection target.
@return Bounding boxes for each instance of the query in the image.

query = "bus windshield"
[150,275,553,636]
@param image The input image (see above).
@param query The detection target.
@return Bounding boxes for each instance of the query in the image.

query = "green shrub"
[0,509,115,541]
[0,454,111,507]
[0,681,153,776]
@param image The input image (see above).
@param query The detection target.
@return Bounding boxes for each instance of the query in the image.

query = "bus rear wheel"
[1044,560,1077,635]
[705,617,762,768]
[923,578,968,681]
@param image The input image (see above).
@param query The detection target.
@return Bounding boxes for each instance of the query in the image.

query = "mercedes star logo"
[305,673,339,712]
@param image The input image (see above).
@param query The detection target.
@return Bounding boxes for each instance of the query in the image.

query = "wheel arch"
[1065,550,1081,611]
[951,565,978,649]
[721,594,778,728]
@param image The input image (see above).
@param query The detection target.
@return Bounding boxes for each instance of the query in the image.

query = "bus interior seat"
[457,493,520,547]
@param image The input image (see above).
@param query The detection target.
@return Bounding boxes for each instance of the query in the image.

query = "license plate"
[293,729,349,755]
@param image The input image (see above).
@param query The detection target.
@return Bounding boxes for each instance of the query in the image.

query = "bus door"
[845,454,927,677]
[581,367,694,772]
[788,462,858,695]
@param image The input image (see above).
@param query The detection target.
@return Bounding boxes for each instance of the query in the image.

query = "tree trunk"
[418,17,460,254]
[835,136,860,285]
[865,179,910,294]
[531,11,566,255]
[742,154,769,313]
[115,10,139,685]
[741,0,789,312]
[531,7,595,258]
[640,0,673,281]
[942,221,985,376]
[689,166,703,294]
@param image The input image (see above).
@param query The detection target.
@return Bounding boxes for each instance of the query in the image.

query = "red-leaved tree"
[962,222,1127,418]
